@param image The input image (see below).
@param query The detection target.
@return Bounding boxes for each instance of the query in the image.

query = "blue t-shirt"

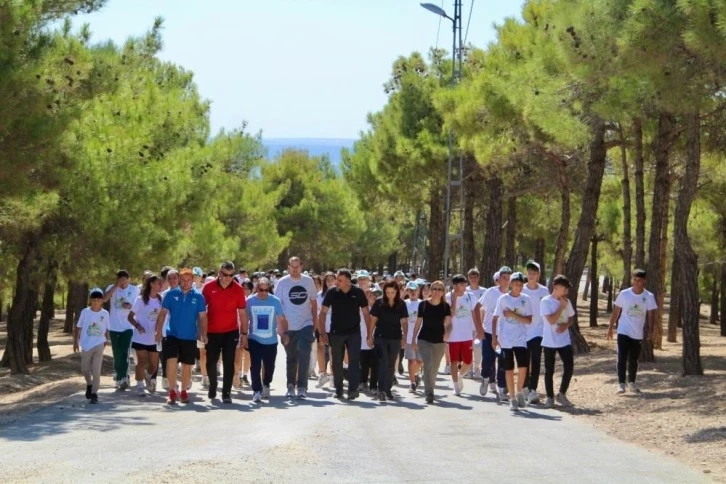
[246,294,284,345]
[162,287,206,341]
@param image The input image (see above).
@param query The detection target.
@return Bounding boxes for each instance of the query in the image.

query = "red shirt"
[202,279,246,333]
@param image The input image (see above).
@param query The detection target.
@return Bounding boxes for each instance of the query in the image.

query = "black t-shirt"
[417,299,451,344]
[322,286,368,335]
[370,298,409,340]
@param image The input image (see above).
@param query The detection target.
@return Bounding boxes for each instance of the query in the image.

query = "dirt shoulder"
[1,308,724,481]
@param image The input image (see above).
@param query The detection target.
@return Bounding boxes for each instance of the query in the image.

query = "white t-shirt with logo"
[106,284,140,332]
[540,295,576,348]
[445,291,478,343]
[467,286,486,302]
[274,275,317,331]
[360,309,371,350]
[615,288,658,340]
[76,307,110,351]
[405,298,420,344]
[479,287,508,334]
[522,283,550,341]
[130,296,162,346]
[494,293,533,349]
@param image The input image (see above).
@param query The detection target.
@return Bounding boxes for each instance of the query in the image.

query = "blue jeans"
[284,325,315,390]
[481,332,505,387]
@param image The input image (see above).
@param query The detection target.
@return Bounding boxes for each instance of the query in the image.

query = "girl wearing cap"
[128,275,163,396]
[404,281,423,392]
[493,272,533,412]
[73,288,110,404]
[412,280,452,404]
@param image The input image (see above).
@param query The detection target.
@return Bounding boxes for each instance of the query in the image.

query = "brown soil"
[1,305,724,481]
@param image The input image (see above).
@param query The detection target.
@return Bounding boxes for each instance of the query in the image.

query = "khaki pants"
[81,344,105,393]
[418,340,446,398]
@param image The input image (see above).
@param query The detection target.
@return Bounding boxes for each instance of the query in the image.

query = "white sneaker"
[316,372,330,388]
[617,383,626,394]
[136,383,145,397]
[261,386,270,399]
[544,397,554,408]
[627,382,641,393]
[479,378,488,396]
[510,398,519,412]
[556,393,573,407]
[443,365,451,374]
[498,387,509,402]
[162,377,169,390]
[119,377,129,390]
[286,384,295,399]
[516,392,526,408]
[201,376,210,389]
[489,382,497,394]
[147,378,156,394]
[252,391,262,403]
[527,389,540,404]
[297,388,307,400]
[458,378,465,394]
[309,369,317,379]
[465,368,474,379]
[453,380,461,396]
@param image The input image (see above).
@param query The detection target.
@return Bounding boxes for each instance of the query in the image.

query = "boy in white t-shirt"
[521,261,550,404]
[540,275,576,408]
[607,269,658,393]
[404,281,423,392]
[445,274,483,396]
[493,272,533,412]
[466,268,485,379]
[73,288,110,404]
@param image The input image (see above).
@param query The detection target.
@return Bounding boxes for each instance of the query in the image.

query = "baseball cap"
[370,286,383,296]
[356,270,371,279]
[89,287,104,299]
[406,281,419,290]
[498,266,513,274]
[192,267,203,277]
[511,272,526,283]
[394,270,405,278]
[493,271,501,283]
[451,274,467,285]
[525,260,541,272]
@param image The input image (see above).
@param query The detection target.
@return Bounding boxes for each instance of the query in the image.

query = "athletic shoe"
[409,383,417,393]
[85,385,92,399]
[334,390,344,399]
[252,391,262,403]
[398,362,404,375]
[458,378,465,394]
[119,377,129,391]
[628,382,641,393]
[262,386,270,399]
[309,369,317,379]
[386,390,394,400]
[527,389,540,405]
[443,365,451,374]
[180,390,189,404]
[465,368,474,379]
[617,383,626,394]
[347,390,360,401]
[297,388,307,400]
[90,393,98,404]
[378,391,387,402]
[222,393,232,404]
[358,383,368,393]
[208,387,217,400]
[242,374,250,386]
[510,398,519,412]
[425,393,434,404]
[489,382,497,394]
[556,393,573,407]
[147,378,156,394]
[316,372,330,388]
[392,376,399,386]
[479,378,488,396]
[201,376,210,389]
[136,383,146,397]
[516,392,526,408]
[453,380,462,396]
[114,379,120,390]
[162,378,169,390]
[498,387,509,402]
[286,384,295,399]
[168,389,178,404]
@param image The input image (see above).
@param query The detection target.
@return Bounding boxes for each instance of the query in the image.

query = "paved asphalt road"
[0,346,707,483]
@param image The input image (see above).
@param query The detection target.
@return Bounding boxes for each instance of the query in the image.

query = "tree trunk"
[667,250,681,343]
[462,155,480,272]
[709,268,719,325]
[481,175,503,284]
[2,236,42,374]
[565,119,608,354]
[676,112,702,375]
[64,281,86,333]
[534,237,546,285]
[426,184,445,281]
[606,276,614,313]
[721,214,726,337]
[583,269,590,301]
[505,197,517,268]
[388,252,398,275]
[642,112,675,363]
[620,125,633,289]
[633,118,646,270]
[552,156,571,282]
[589,235,599,328]
[37,259,58,362]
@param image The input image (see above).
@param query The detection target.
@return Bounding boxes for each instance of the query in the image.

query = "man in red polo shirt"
[202,261,248,403]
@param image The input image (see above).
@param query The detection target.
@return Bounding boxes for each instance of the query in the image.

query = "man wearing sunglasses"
[201,261,248,403]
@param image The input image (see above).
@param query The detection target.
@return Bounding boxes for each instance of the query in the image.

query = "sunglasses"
[220,272,235,278]
[431,287,444,292]
[257,287,270,292]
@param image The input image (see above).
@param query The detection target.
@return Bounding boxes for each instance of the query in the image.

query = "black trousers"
[524,336,543,391]
[375,338,400,393]
[544,345,574,398]
[617,334,641,384]
[329,331,361,394]
[205,330,239,395]
[248,339,277,393]
[360,349,379,390]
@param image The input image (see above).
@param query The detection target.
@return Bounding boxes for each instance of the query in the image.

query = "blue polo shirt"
[162,287,206,341]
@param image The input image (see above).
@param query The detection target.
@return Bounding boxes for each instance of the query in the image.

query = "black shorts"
[162,336,196,365]
[131,342,158,353]
[502,347,529,371]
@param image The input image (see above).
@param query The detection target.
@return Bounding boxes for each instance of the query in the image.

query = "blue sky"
[77,1,523,139]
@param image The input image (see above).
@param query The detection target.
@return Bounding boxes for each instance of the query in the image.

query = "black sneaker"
[85,385,92,399]
[241,375,249,385]
[222,393,232,404]
[347,390,360,401]
[208,387,217,400]
[378,391,387,402]
[425,394,434,404]
[409,383,417,393]
[398,363,404,375]
[90,393,98,404]
[386,391,394,400]
[335,390,344,399]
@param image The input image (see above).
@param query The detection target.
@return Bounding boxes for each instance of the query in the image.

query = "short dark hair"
[337,268,352,280]
[467,268,480,276]
[239,268,247,274]
[116,270,130,279]
[552,275,571,288]
[633,269,647,279]
[220,261,235,272]
[452,274,467,285]
[160,266,172,278]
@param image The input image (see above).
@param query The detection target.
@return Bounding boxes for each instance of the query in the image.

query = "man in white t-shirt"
[478,266,512,398]
[445,274,483,396]
[274,256,317,399]
[493,272,533,412]
[607,269,658,393]
[103,270,140,390]
[540,275,576,408]
[521,260,550,404]
[466,268,486,379]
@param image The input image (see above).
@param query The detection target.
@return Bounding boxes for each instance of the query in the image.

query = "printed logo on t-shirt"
[87,320,103,337]
[289,285,309,306]
[627,304,645,319]
[148,308,160,323]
